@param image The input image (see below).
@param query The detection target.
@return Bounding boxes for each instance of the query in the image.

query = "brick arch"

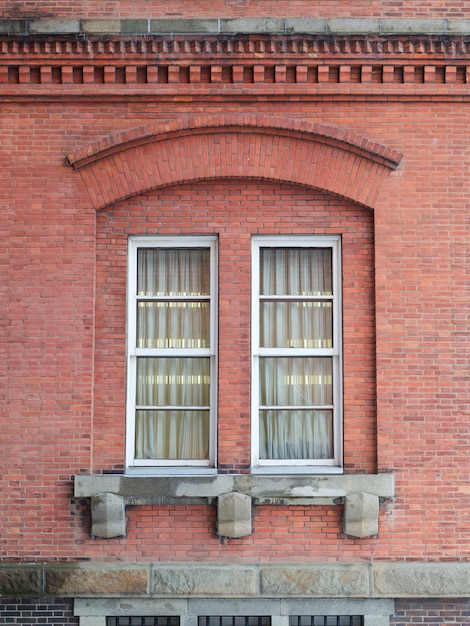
[67,114,402,210]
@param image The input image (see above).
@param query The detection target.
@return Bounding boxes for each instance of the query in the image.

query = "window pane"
[137,301,210,348]
[260,248,332,296]
[135,410,209,459]
[138,248,210,296]
[259,409,333,459]
[260,301,332,348]
[259,357,332,406]
[136,358,210,407]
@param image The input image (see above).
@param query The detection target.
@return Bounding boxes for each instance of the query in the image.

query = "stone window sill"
[74,472,394,506]
[74,473,393,540]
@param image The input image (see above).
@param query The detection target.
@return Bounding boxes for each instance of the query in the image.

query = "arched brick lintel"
[67,114,403,211]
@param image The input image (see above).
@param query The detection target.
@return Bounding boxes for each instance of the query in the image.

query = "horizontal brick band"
[2,32,470,94]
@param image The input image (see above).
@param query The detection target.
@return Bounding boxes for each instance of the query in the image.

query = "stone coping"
[74,473,394,505]
[2,18,470,36]
[2,561,470,598]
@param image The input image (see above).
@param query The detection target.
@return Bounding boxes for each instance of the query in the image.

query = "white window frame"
[126,236,218,470]
[251,235,343,472]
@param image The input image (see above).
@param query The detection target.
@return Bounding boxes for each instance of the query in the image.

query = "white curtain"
[260,247,332,296]
[134,248,210,460]
[259,248,333,460]
[137,248,210,296]
[259,358,333,459]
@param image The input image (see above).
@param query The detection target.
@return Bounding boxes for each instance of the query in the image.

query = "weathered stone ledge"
[3,18,470,37]
[74,473,394,505]
[2,562,470,599]
[75,474,392,539]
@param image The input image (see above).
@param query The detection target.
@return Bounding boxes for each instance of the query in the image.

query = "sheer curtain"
[259,248,334,460]
[134,248,210,460]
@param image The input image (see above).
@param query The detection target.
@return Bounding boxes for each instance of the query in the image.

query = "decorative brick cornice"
[3,34,470,58]
[2,33,470,93]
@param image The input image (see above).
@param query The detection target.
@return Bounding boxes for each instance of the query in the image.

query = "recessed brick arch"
[67,113,402,210]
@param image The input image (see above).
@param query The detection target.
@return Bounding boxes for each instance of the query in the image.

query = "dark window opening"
[199,618,271,626]
[107,618,181,626]
[289,617,363,626]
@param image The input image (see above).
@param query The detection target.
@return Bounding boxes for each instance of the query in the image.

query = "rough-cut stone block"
[152,565,257,597]
[344,492,379,538]
[217,492,252,538]
[260,563,369,597]
[372,562,470,597]
[91,492,126,538]
[45,564,148,596]
[0,565,42,596]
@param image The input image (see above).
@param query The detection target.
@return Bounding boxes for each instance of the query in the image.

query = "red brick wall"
[392,600,470,625]
[0,599,78,625]
[2,94,470,561]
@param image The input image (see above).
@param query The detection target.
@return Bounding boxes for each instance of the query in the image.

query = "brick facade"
[0,599,77,625]
[2,1,470,624]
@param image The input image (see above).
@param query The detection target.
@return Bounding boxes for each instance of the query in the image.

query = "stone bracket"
[343,492,379,538]
[217,492,252,538]
[75,473,393,539]
[90,492,126,538]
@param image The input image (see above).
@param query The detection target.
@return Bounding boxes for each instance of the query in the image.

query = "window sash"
[252,236,342,469]
[127,237,217,469]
